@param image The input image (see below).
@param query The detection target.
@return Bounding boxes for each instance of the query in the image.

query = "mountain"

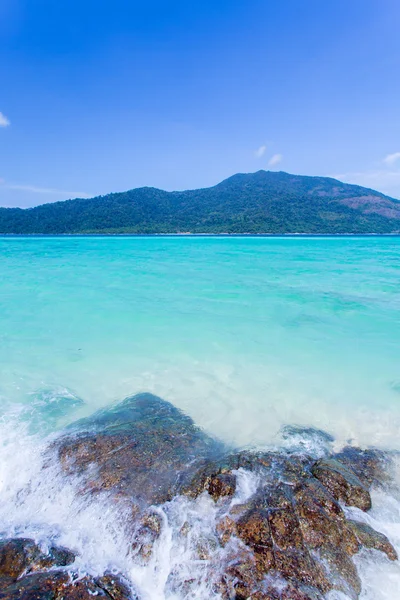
[1,171,400,234]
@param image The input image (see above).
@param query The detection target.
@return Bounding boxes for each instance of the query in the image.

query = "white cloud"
[0,180,90,198]
[333,170,400,199]
[268,153,283,167]
[0,112,10,127]
[254,145,267,158]
[383,152,400,166]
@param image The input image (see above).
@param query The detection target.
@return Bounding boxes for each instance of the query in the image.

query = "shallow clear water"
[1,235,399,447]
[0,235,400,598]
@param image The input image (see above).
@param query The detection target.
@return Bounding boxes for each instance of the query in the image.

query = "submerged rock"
[0,538,133,600]
[311,458,372,511]
[333,446,390,488]
[0,539,75,583]
[0,572,133,600]
[56,393,224,506]
[48,393,397,600]
[0,561,133,600]
[348,520,398,561]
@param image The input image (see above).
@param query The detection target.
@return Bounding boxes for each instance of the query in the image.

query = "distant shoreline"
[1,233,400,238]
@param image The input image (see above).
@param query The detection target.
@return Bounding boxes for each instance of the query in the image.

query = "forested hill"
[1,170,400,234]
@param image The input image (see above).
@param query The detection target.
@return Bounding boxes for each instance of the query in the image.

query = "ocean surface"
[0,235,400,598]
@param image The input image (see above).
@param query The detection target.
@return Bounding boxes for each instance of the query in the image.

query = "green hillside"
[1,171,399,234]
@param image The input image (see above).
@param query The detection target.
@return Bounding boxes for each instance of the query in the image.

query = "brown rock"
[268,507,304,550]
[293,485,360,555]
[311,458,371,511]
[56,394,224,507]
[131,510,163,563]
[319,544,361,600]
[252,584,323,600]
[348,520,398,561]
[95,574,134,600]
[216,516,236,546]
[0,539,75,582]
[220,546,260,599]
[333,447,389,487]
[0,572,134,600]
[273,548,330,592]
[208,472,236,500]
[0,571,69,600]
[236,508,274,572]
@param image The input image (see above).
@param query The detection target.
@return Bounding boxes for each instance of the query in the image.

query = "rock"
[0,571,134,600]
[56,393,223,506]
[273,547,329,591]
[333,447,390,487]
[311,458,372,511]
[0,539,75,582]
[348,520,398,561]
[131,510,163,563]
[207,472,236,500]
[47,394,398,600]
[0,571,69,600]
[252,583,324,600]
[216,516,236,546]
[219,545,260,599]
[178,458,237,501]
[0,538,133,600]
[236,508,275,573]
[94,574,135,600]
[319,545,361,600]
[268,506,304,550]
[57,576,110,599]
[293,482,360,555]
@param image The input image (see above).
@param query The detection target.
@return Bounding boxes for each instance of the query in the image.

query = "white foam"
[1,409,400,599]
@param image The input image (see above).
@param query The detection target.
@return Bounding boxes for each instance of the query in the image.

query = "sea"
[0,235,399,598]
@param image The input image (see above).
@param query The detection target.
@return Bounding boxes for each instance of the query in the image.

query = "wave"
[0,393,400,599]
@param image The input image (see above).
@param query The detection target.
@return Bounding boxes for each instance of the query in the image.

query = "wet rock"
[0,571,69,600]
[293,483,360,555]
[49,394,398,600]
[311,458,372,511]
[131,510,163,563]
[219,546,260,599]
[57,576,110,599]
[348,519,398,561]
[273,548,329,592]
[0,571,134,600]
[319,545,361,600]
[56,394,223,506]
[95,574,135,600]
[216,516,236,546]
[268,507,304,550]
[236,508,275,572]
[333,446,390,487]
[208,472,236,500]
[0,539,75,582]
[261,582,324,600]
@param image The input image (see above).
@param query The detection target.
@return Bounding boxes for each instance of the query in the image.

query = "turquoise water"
[1,236,400,599]
[0,235,400,447]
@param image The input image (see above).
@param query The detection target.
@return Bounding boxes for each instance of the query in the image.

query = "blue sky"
[1,0,400,207]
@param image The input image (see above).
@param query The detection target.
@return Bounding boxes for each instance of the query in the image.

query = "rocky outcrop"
[55,393,223,506]
[0,539,75,588]
[0,572,132,600]
[2,394,396,600]
[0,539,132,600]
[311,458,371,511]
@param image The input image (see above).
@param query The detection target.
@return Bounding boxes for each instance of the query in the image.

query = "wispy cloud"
[0,112,10,127]
[268,153,283,167]
[1,180,91,198]
[254,145,267,158]
[383,152,400,166]
[333,170,400,199]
